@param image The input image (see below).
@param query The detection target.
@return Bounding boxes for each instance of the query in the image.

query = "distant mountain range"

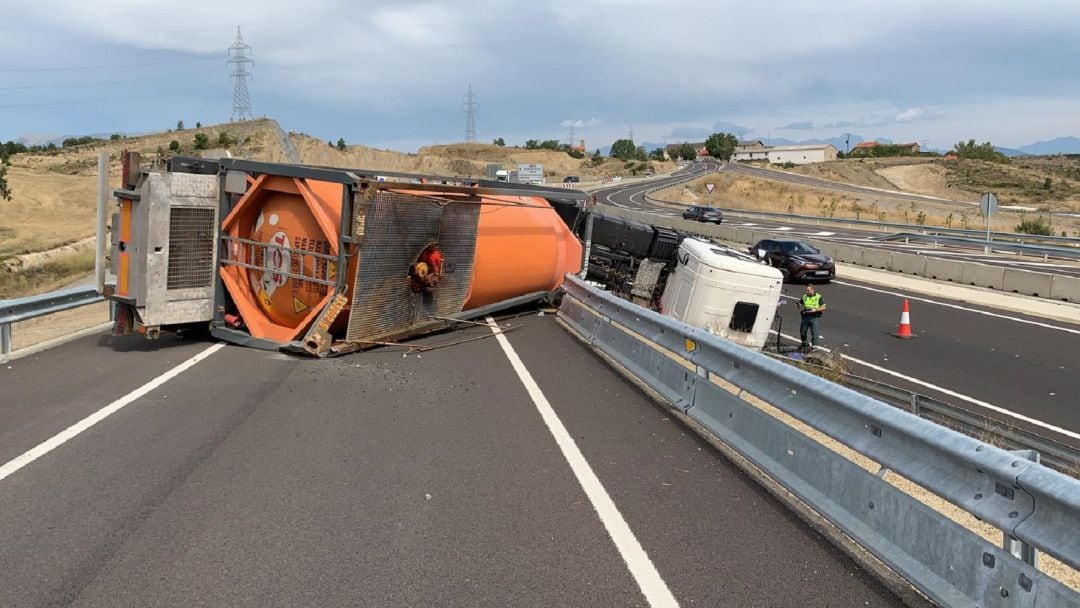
[1007,136,1080,156]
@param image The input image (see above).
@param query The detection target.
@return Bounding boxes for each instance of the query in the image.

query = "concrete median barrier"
[891,252,927,276]
[831,244,864,265]
[861,248,893,270]
[1050,274,1080,303]
[961,262,1005,289]
[1002,268,1055,298]
[925,257,964,283]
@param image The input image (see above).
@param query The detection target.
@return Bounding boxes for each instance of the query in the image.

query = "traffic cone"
[894,299,916,339]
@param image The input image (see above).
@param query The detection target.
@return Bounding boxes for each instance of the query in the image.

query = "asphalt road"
[0,315,903,607]
[723,162,1080,221]
[774,278,1080,444]
[598,162,1080,277]
[594,170,1080,445]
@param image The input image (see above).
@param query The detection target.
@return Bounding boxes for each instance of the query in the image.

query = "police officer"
[798,284,826,351]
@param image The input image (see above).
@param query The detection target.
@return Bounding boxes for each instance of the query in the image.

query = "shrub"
[1015,215,1053,235]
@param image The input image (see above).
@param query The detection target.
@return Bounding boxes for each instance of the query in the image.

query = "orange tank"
[219,176,581,346]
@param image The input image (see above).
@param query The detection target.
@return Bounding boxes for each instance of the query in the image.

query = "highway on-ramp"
[603,162,1080,278]
[0,313,903,607]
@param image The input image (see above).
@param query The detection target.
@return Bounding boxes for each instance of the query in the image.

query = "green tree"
[336,138,346,151]
[648,147,666,161]
[704,132,739,160]
[195,122,202,128]
[110,133,122,141]
[591,149,602,164]
[951,139,1010,164]
[915,211,927,225]
[676,143,698,161]
[177,120,185,130]
[609,139,638,161]
[524,139,539,150]
[538,139,561,150]
[0,150,11,201]
[1016,215,1053,235]
[0,164,10,201]
[217,131,233,148]
[168,140,180,152]
[193,133,210,150]
[493,138,505,146]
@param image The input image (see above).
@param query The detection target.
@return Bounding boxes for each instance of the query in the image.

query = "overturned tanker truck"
[98,156,780,355]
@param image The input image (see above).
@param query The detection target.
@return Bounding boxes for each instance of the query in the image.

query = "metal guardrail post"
[1,323,11,355]
[1006,449,1041,567]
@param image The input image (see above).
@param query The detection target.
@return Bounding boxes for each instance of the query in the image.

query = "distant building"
[664,142,709,159]
[733,140,769,161]
[849,141,920,156]
[767,144,838,165]
[571,139,586,153]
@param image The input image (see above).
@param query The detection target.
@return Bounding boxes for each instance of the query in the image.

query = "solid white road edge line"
[486,316,679,608]
[772,330,1080,442]
[832,280,1080,335]
[0,342,227,483]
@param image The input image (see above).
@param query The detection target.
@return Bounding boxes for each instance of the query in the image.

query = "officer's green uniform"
[799,292,824,349]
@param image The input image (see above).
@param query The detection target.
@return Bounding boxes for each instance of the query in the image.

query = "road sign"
[705,183,715,193]
[517,163,544,184]
[979,192,998,254]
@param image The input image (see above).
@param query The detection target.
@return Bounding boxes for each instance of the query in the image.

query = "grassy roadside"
[0,250,95,299]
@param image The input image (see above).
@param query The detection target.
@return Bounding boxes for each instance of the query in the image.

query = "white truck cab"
[659,238,783,350]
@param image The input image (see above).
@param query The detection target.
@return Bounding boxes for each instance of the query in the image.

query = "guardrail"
[558,274,1080,608]
[0,286,105,356]
[878,232,1080,260]
[786,359,1080,475]
[597,205,1080,303]
[644,186,1080,247]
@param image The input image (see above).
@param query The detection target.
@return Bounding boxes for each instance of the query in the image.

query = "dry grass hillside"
[1,119,673,297]
[783,157,1080,212]
[655,171,1080,237]
[289,135,674,181]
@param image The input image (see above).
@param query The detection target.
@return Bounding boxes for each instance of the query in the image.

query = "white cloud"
[560,117,602,128]
[895,108,924,122]
[5,1,1080,149]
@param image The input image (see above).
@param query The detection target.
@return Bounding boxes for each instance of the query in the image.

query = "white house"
[732,140,769,162]
[766,144,837,165]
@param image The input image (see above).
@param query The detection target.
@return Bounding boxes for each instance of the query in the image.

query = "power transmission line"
[0,58,218,73]
[462,83,477,143]
[227,26,254,122]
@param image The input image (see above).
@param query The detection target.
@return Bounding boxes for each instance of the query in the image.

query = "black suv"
[682,205,723,224]
[749,238,835,282]
[563,175,580,183]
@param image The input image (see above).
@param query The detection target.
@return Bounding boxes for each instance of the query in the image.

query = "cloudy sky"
[2,0,1078,151]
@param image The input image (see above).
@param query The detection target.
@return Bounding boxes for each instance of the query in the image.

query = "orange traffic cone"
[894,299,916,339]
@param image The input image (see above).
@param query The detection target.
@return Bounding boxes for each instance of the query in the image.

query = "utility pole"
[463,83,478,143]
[227,26,254,122]
[568,124,575,147]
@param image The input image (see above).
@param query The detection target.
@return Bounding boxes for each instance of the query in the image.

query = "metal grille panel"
[166,207,216,290]
[346,192,480,342]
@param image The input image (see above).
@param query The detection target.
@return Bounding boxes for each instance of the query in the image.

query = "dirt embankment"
[290,135,675,180]
[785,157,1080,213]
[655,172,1080,236]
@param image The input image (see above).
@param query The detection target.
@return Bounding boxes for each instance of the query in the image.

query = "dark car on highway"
[749,238,835,282]
[682,205,723,224]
